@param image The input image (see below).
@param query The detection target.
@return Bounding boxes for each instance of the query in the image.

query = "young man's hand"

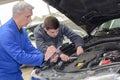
[60,54,70,62]
[76,46,84,56]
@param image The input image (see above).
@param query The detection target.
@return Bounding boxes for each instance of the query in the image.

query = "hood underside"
[43,0,120,34]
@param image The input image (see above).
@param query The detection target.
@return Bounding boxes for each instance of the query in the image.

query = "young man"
[34,16,84,62]
[0,1,56,80]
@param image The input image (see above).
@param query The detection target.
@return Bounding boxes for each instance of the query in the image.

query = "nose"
[54,32,58,37]
[52,33,57,38]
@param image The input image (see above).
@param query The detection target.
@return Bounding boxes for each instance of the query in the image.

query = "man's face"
[18,8,33,27]
[45,28,59,38]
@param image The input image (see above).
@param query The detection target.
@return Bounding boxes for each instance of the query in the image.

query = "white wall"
[0,0,58,25]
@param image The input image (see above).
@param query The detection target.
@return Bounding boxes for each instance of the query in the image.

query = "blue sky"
[0,0,58,25]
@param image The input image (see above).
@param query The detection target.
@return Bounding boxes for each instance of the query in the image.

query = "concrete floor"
[21,41,36,80]
[21,66,34,80]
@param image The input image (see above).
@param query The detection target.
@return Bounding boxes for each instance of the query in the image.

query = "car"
[26,21,42,40]
[31,0,120,80]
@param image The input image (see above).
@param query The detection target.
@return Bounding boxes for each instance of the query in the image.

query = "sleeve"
[24,29,43,55]
[34,26,49,53]
[62,24,84,47]
[1,30,44,66]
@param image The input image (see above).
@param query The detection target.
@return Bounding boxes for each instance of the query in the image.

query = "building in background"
[0,0,59,25]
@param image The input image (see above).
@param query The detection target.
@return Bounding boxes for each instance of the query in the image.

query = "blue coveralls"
[0,18,44,80]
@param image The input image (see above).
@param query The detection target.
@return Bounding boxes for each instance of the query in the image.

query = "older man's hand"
[45,45,59,62]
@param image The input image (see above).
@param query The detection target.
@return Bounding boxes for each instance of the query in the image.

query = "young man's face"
[45,28,59,38]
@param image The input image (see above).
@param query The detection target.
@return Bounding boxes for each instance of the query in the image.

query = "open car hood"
[43,0,120,34]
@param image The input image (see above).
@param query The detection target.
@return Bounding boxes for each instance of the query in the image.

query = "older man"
[0,1,55,80]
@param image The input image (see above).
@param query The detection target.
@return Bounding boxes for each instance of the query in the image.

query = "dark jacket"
[34,23,84,53]
[0,18,44,80]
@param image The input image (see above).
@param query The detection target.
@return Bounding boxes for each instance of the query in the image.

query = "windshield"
[91,18,120,36]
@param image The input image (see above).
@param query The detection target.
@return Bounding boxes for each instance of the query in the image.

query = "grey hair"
[12,1,34,16]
